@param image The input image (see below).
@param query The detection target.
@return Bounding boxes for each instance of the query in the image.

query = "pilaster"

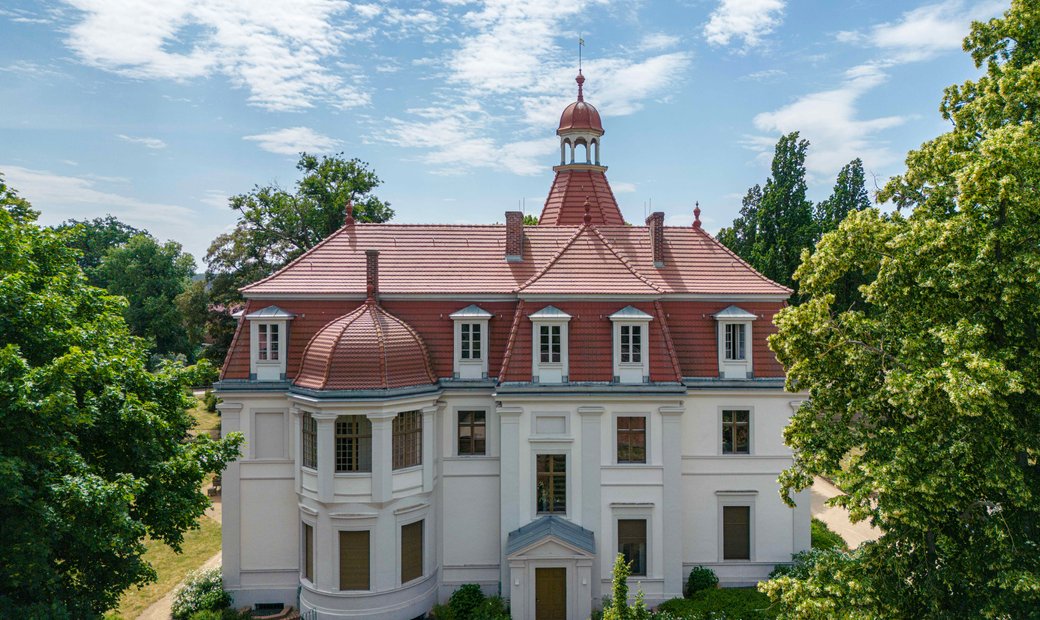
[659,404,685,598]
[498,405,523,594]
[369,412,396,503]
[313,413,337,503]
[421,405,437,493]
[578,405,604,603]
[217,401,243,588]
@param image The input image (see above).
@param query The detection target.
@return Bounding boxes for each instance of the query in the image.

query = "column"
[217,401,243,588]
[290,406,302,494]
[422,405,437,493]
[313,413,337,503]
[498,405,523,595]
[369,411,396,503]
[659,404,685,598]
[578,405,604,603]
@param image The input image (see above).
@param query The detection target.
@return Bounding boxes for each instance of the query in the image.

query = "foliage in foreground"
[657,588,777,619]
[684,566,719,598]
[432,583,509,620]
[171,568,233,620]
[809,518,846,551]
[763,1,1040,616]
[0,190,243,618]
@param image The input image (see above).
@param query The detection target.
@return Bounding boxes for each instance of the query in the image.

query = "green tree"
[815,158,871,236]
[523,214,540,226]
[55,215,145,275]
[203,153,392,362]
[0,171,38,222]
[762,2,1040,616]
[0,196,242,617]
[716,184,762,260]
[95,234,197,357]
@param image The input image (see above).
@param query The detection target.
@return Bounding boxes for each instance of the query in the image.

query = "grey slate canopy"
[506,515,596,556]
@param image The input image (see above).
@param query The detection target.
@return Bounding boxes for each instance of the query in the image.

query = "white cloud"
[62,0,370,111]
[742,68,786,81]
[117,134,167,149]
[613,182,637,194]
[839,0,1006,62]
[199,189,230,209]
[749,63,908,178]
[637,33,680,52]
[244,126,342,155]
[703,0,785,49]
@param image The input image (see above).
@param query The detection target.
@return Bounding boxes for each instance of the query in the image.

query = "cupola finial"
[576,71,585,102]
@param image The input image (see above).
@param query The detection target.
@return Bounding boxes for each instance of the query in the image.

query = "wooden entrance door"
[535,567,567,620]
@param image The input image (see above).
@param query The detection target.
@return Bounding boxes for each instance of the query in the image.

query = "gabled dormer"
[609,306,653,384]
[530,306,571,383]
[247,305,294,381]
[450,304,493,380]
[713,305,757,379]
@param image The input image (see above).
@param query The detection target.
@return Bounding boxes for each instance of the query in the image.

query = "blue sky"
[0,0,1006,263]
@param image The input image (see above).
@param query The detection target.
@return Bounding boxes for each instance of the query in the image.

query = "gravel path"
[810,476,882,548]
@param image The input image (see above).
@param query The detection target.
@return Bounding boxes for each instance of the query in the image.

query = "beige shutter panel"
[339,530,370,590]
[401,520,424,583]
[723,506,750,560]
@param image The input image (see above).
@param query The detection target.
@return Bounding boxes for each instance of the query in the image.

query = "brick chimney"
[505,211,524,262]
[366,249,379,299]
[646,211,665,267]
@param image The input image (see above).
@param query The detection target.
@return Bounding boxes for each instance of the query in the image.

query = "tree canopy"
[202,152,392,362]
[762,1,1040,616]
[0,188,242,617]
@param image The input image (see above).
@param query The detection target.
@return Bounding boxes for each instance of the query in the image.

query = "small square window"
[722,410,750,454]
[457,410,487,456]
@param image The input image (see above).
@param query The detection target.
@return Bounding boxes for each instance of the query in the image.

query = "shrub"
[810,518,847,551]
[430,603,456,620]
[683,566,718,598]
[449,583,486,619]
[170,568,233,620]
[472,595,510,620]
[204,389,220,413]
[657,588,777,619]
[188,610,250,620]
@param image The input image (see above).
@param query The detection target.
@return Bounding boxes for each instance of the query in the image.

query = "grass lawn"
[108,514,222,619]
[190,397,221,432]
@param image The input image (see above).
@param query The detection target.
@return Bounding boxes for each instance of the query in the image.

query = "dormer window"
[450,305,492,380]
[530,306,571,383]
[247,305,295,381]
[713,305,757,379]
[610,306,653,384]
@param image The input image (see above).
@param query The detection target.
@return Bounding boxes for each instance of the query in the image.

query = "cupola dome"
[294,301,436,391]
[557,72,603,134]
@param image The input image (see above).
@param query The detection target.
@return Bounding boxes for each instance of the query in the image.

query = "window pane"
[339,530,370,590]
[723,506,751,560]
[303,523,314,582]
[617,416,646,464]
[302,413,317,469]
[258,324,268,361]
[393,411,422,469]
[461,324,471,359]
[336,415,372,472]
[722,410,750,454]
[458,410,486,456]
[472,323,481,359]
[401,521,424,584]
[536,454,566,514]
[618,519,647,576]
[269,324,279,361]
[540,326,550,363]
[631,326,641,363]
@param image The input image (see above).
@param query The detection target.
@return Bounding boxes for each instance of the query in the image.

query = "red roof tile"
[538,168,624,226]
[294,300,436,391]
[241,224,791,297]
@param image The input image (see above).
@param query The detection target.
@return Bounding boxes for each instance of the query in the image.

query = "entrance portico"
[506,516,595,620]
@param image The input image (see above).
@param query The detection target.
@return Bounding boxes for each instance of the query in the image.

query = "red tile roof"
[294,300,436,391]
[538,168,624,226]
[241,224,791,297]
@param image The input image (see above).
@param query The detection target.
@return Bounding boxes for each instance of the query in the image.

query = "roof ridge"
[370,304,387,389]
[497,300,525,383]
[654,300,683,380]
[693,227,794,294]
[589,226,661,293]
[377,304,437,385]
[514,225,589,292]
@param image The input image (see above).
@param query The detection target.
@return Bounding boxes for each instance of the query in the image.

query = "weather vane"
[579,35,585,72]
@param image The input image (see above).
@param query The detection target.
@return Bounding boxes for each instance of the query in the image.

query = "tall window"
[460,323,482,360]
[258,323,280,361]
[393,411,422,469]
[723,506,751,560]
[620,325,642,363]
[458,410,486,456]
[618,519,647,576]
[401,520,424,584]
[339,530,370,590]
[617,416,647,464]
[724,323,746,361]
[336,415,372,472]
[302,522,314,582]
[722,410,750,454]
[302,412,317,469]
[539,324,561,363]
[536,454,566,514]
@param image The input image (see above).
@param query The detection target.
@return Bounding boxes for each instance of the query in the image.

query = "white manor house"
[215,72,810,620]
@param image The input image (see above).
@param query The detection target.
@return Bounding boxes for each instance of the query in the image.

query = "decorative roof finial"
[576,72,585,102]
[345,197,355,227]
[693,201,702,229]
[583,196,592,225]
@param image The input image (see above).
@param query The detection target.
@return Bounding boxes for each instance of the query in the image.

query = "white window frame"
[718,406,754,456]
[612,506,653,578]
[614,412,650,465]
[713,306,757,379]
[609,307,653,384]
[716,491,757,562]
[530,306,571,383]
[450,305,492,380]
[533,449,571,518]
[247,306,294,382]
